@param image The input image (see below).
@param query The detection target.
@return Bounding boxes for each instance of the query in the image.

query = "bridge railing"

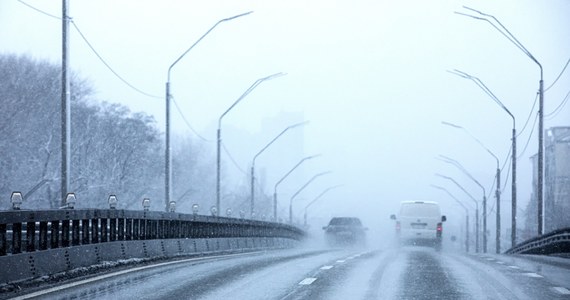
[505,227,570,255]
[0,209,305,256]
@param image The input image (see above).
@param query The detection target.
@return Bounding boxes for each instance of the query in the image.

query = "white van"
[390,201,446,249]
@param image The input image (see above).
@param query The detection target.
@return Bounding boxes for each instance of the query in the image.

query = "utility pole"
[61,0,71,206]
[538,79,544,236]
[511,128,517,246]
[496,167,501,253]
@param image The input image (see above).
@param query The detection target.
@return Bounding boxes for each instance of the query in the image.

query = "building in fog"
[527,126,570,234]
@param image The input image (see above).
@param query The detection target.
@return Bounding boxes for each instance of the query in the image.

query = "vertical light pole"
[458,6,545,239]
[273,155,320,221]
[216,72,285,215]
[289,171,332,224]
[438,155,488,252]
[449,70,517,247]
[303,184,343,226]
[436,173,480,252]
[442,121,502,253]
[165,11,252,212]
[61,0,71,205]
[250,121,309,216]
[431,184,470,252]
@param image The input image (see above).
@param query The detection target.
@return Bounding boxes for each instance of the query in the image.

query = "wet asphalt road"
[7,246,570,300]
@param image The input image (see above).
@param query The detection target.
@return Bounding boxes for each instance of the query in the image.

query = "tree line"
[0,54,271,215]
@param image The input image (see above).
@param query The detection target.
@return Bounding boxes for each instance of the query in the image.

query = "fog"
[1,0,569,252]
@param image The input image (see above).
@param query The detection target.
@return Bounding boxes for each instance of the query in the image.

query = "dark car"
[323,217,367,247]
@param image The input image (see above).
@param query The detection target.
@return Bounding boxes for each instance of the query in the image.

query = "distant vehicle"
[323,217,367,247]
[390,201,446,249]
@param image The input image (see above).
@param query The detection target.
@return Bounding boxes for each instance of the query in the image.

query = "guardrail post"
[51,220,60,248]
[61,220,70,247]
[125,218,132,240]
[109,218,117,242]
[26,221,36,252]
[118,218,125,241]
[170,220,175,239]
[12,223,22,254]
[152,220,158,239]
[0,223,6,256]
[72,219,80,246]
[39,221,48,250]
[101,218,108,243]
[141,219,145,240]
[82,219,89,244]
[157,220,163,239]
[182,221,189,238]
[133,219,140,240]
[91,218,99,244]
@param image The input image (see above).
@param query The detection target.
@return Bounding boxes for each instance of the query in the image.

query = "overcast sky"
[1,0,569,237]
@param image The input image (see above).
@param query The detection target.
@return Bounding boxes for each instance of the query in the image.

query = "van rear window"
[400,203,440,217]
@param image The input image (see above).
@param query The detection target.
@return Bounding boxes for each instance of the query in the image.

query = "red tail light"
[396,221,401,233]
[437,223,442,232]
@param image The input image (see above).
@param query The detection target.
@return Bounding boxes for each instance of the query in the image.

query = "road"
[6,245,570,300]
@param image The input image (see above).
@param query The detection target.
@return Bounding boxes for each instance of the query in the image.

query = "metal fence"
[0,209,305,256]
[506,227,570,255]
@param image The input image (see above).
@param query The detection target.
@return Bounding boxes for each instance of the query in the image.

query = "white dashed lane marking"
[299,278,317,285]
[320,265,334,270]
[496,261,505,265]
[485,258,495,261]
[552,287,570,295]
[508,265,520,270]
[336,260,346,263]
[523,272,543,278]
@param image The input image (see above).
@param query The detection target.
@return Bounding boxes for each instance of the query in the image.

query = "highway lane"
[7,246,570,300]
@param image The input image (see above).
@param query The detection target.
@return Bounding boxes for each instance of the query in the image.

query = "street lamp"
[273,154,320,220]
[289,171,332,224]
[216,72,286,215]
[303,185,343,226]
[457,6,545,240]
[431,184,470,252]
[250,121,309,216]
[442,121,502,253]
[436,173,480,252]
[438,155,488,253]
[164,11,253,212]
[449,69,517,248]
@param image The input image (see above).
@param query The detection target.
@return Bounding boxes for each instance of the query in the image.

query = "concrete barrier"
[0,237,301,285]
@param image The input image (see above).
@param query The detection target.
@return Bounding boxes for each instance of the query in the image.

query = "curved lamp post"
[449,69,517,247]
[273,155,320,221]
[250,121,309,216]
[289,171,332,224]
[164,11,252,211]
[431,184,471,252]
[442,121,502,253]
[216,72,286,215]
[304,184,343,226]
[436,173,480,253]
[458,6,545,238]
[438,155,487,253]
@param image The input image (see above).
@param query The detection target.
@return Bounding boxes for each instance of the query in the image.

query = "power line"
[516,92,538,138]
[17,0,161,100]
[545,56,570,92]
[17,0,61,20]
[171,96,212,142]
[71,21,161,99]
[221,142,248,176]
[501,154,512,194]
[517,111,539,160]
[546,88,570,119]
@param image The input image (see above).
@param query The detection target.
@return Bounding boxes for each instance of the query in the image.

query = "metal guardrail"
[505,227,570,255]
[0,209,305,256]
